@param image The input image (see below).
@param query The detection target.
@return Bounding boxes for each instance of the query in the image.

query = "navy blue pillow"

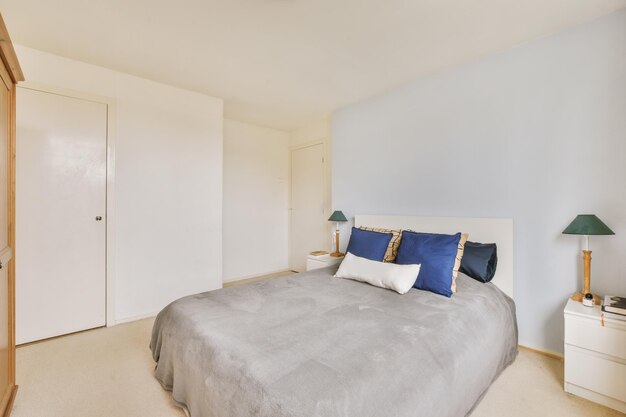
[345,227,393,262]
[460,241,498,283]
[396,231,461,297]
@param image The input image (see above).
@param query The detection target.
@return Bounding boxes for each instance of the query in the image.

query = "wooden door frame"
[16,81,118,327]
[0,14,23,415]
[0,62,18,417]
[288,140,330,271]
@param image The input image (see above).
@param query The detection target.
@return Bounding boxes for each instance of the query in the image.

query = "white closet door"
[16,88,107,344]
[290,143,326,272]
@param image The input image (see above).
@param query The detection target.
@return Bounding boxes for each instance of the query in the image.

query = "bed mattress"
[151,266,518,417]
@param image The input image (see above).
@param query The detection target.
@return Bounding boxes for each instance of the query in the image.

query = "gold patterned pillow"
[358,226,402,262]
[451,233,469,293]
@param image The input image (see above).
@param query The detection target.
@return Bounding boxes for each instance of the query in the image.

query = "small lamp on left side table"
[328,210,348,257]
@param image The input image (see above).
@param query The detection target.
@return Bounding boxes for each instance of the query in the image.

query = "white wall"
[223,119,290,281]
[15,45,224,323]
[332,10,626,354]
[290,119,331,148]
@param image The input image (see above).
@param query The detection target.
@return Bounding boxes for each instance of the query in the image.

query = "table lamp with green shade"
[328,210,348,257]
[562,214,615,305]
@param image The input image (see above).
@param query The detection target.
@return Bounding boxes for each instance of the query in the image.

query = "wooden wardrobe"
[0,14,23,417]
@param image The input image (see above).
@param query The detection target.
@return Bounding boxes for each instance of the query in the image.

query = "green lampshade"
[328,210,347,222]
[562,214,615,235]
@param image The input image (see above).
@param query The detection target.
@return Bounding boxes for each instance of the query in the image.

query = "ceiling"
[1,0,625,131]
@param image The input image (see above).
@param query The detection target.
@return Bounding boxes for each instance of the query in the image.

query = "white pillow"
[334,252,421,294]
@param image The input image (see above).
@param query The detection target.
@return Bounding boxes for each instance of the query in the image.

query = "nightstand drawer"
[306,258,329,271]
[565,315,626,360]
[565,345,626,403]
[306,254,343,271]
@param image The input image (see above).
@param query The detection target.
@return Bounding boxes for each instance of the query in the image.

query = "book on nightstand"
[602,295,626,320]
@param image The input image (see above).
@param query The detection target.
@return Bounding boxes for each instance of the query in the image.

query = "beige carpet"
[12,318,625,417]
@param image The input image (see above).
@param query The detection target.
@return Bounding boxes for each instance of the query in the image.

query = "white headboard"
[354,215,514,299]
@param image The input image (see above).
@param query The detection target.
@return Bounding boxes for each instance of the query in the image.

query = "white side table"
[306,254,343,271]
[564,298,626,413]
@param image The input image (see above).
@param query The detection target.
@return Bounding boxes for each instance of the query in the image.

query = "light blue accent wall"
[332,10,626,353]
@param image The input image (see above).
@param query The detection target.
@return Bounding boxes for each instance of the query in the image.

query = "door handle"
[95,216,103,221]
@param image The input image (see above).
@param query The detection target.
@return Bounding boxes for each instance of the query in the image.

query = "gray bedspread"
[151,266,518,417]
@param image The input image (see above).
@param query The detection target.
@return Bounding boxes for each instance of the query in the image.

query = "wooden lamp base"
[572,250,600,305]
[570,291,601,305]
[330,229,344,258]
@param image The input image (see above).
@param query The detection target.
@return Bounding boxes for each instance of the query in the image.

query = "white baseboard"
[223,268,293,285]
[518,344,564,360]
[110,311,159,326]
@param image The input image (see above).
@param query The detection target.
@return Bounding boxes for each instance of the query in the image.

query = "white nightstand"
[306,254,344,271]
[564,298,626,413]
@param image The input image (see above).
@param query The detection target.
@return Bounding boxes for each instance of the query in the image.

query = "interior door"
[16,88,107,344]
[290,143,326,272]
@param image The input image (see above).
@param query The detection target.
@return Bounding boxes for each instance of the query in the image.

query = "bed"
[151,215,518,417]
